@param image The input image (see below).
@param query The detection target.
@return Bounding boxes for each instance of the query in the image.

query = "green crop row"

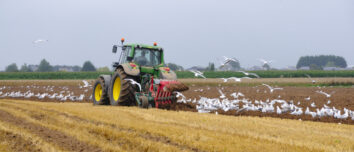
[0,70,353,80]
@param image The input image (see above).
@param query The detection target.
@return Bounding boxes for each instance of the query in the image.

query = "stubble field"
[0,99,353,152]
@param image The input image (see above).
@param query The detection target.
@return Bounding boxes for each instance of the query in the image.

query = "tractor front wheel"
[92,78,109,105]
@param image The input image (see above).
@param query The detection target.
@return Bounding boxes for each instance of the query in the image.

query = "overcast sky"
[1,0,353,70]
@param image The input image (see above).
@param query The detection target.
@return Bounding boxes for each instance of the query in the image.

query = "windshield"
[133,48,161,66]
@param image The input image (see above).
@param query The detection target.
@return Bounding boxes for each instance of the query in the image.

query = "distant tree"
[296,55,347,69]
[72,66,81,72]
[82,61,96,71]
[229,60,241,71]
[5,63,19,72]
[167,63,184,71]
[262,64,271,70]
[20,64,32,72]
[210,63,215,71]
[97,66,110,72]
[38,59,53,72]
[309,64,322,70]
[325,61,336,67]
[206,62,215,71]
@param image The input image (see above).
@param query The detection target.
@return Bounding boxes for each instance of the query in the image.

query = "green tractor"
[92,38,188,108]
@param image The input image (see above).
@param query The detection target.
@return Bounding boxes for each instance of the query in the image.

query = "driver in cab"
[135,50,148,66]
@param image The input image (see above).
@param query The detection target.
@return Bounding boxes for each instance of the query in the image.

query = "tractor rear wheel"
[92,78,109,105]
[109,68,137,106]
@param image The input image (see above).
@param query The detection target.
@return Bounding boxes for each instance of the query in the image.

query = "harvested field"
[0,99,353,152]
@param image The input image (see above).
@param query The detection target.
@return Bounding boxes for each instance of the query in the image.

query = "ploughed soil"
[0,80,353,124]
[177,85,354,124]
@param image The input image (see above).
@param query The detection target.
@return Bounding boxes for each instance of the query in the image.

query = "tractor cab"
[113,39,164,68]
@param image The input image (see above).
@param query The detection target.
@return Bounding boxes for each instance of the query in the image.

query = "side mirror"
[112,45,117,53]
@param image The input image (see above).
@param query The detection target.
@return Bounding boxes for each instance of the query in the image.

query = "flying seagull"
[315,90,334,98]
[218,89,226,99]
[33,39,48,44]
[305,74,316,84]
[259,59,273,65]
[238,71,260,78]
[262,84,283,93]
[82,80,91,88]
[189,70,206,79]
[175,92,186,99]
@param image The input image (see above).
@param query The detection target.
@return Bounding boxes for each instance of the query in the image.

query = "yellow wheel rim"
[113,77,121,101]
[94,83,102,101]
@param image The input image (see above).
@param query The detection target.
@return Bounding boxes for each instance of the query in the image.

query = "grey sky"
[1,0,354,70]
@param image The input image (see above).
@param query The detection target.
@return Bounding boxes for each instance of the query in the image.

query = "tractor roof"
[124,43,162,50]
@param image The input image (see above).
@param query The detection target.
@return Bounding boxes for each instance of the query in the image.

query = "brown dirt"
[0,109,102,152]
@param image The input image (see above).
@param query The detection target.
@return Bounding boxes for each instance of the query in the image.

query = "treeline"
[4,59,110,72]
[0,70,353,80]
[296,55,347,70]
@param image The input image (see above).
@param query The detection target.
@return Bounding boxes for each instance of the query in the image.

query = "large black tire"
[109,68,137,106]
[92,78,110,105]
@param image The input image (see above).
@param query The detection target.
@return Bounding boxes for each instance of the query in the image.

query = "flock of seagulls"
[176,91,354,120]
[0,80,92,102]
[0,90,86,101]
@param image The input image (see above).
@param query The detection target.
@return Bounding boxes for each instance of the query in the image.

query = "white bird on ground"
[33,39,48,44]
[262,84,283,93]
[125,79,142,91]
[24,92,34,98]
[305,74,316,84]
[230,92,244,98]
[48,93,57,99]
[327,100,331,104]
[316,90,334,98]
[305,107,317,118]
[305,96,311,101]
[311,102,316,107]
[77,94,85,101]
[334,110,349,119]
[276,106,282,114]
[220,78,229,82]
[290,108,303,115]
[237,71,260,78]
[38,93,47,99]
[189,70,206,79]
[218,89,226,99]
